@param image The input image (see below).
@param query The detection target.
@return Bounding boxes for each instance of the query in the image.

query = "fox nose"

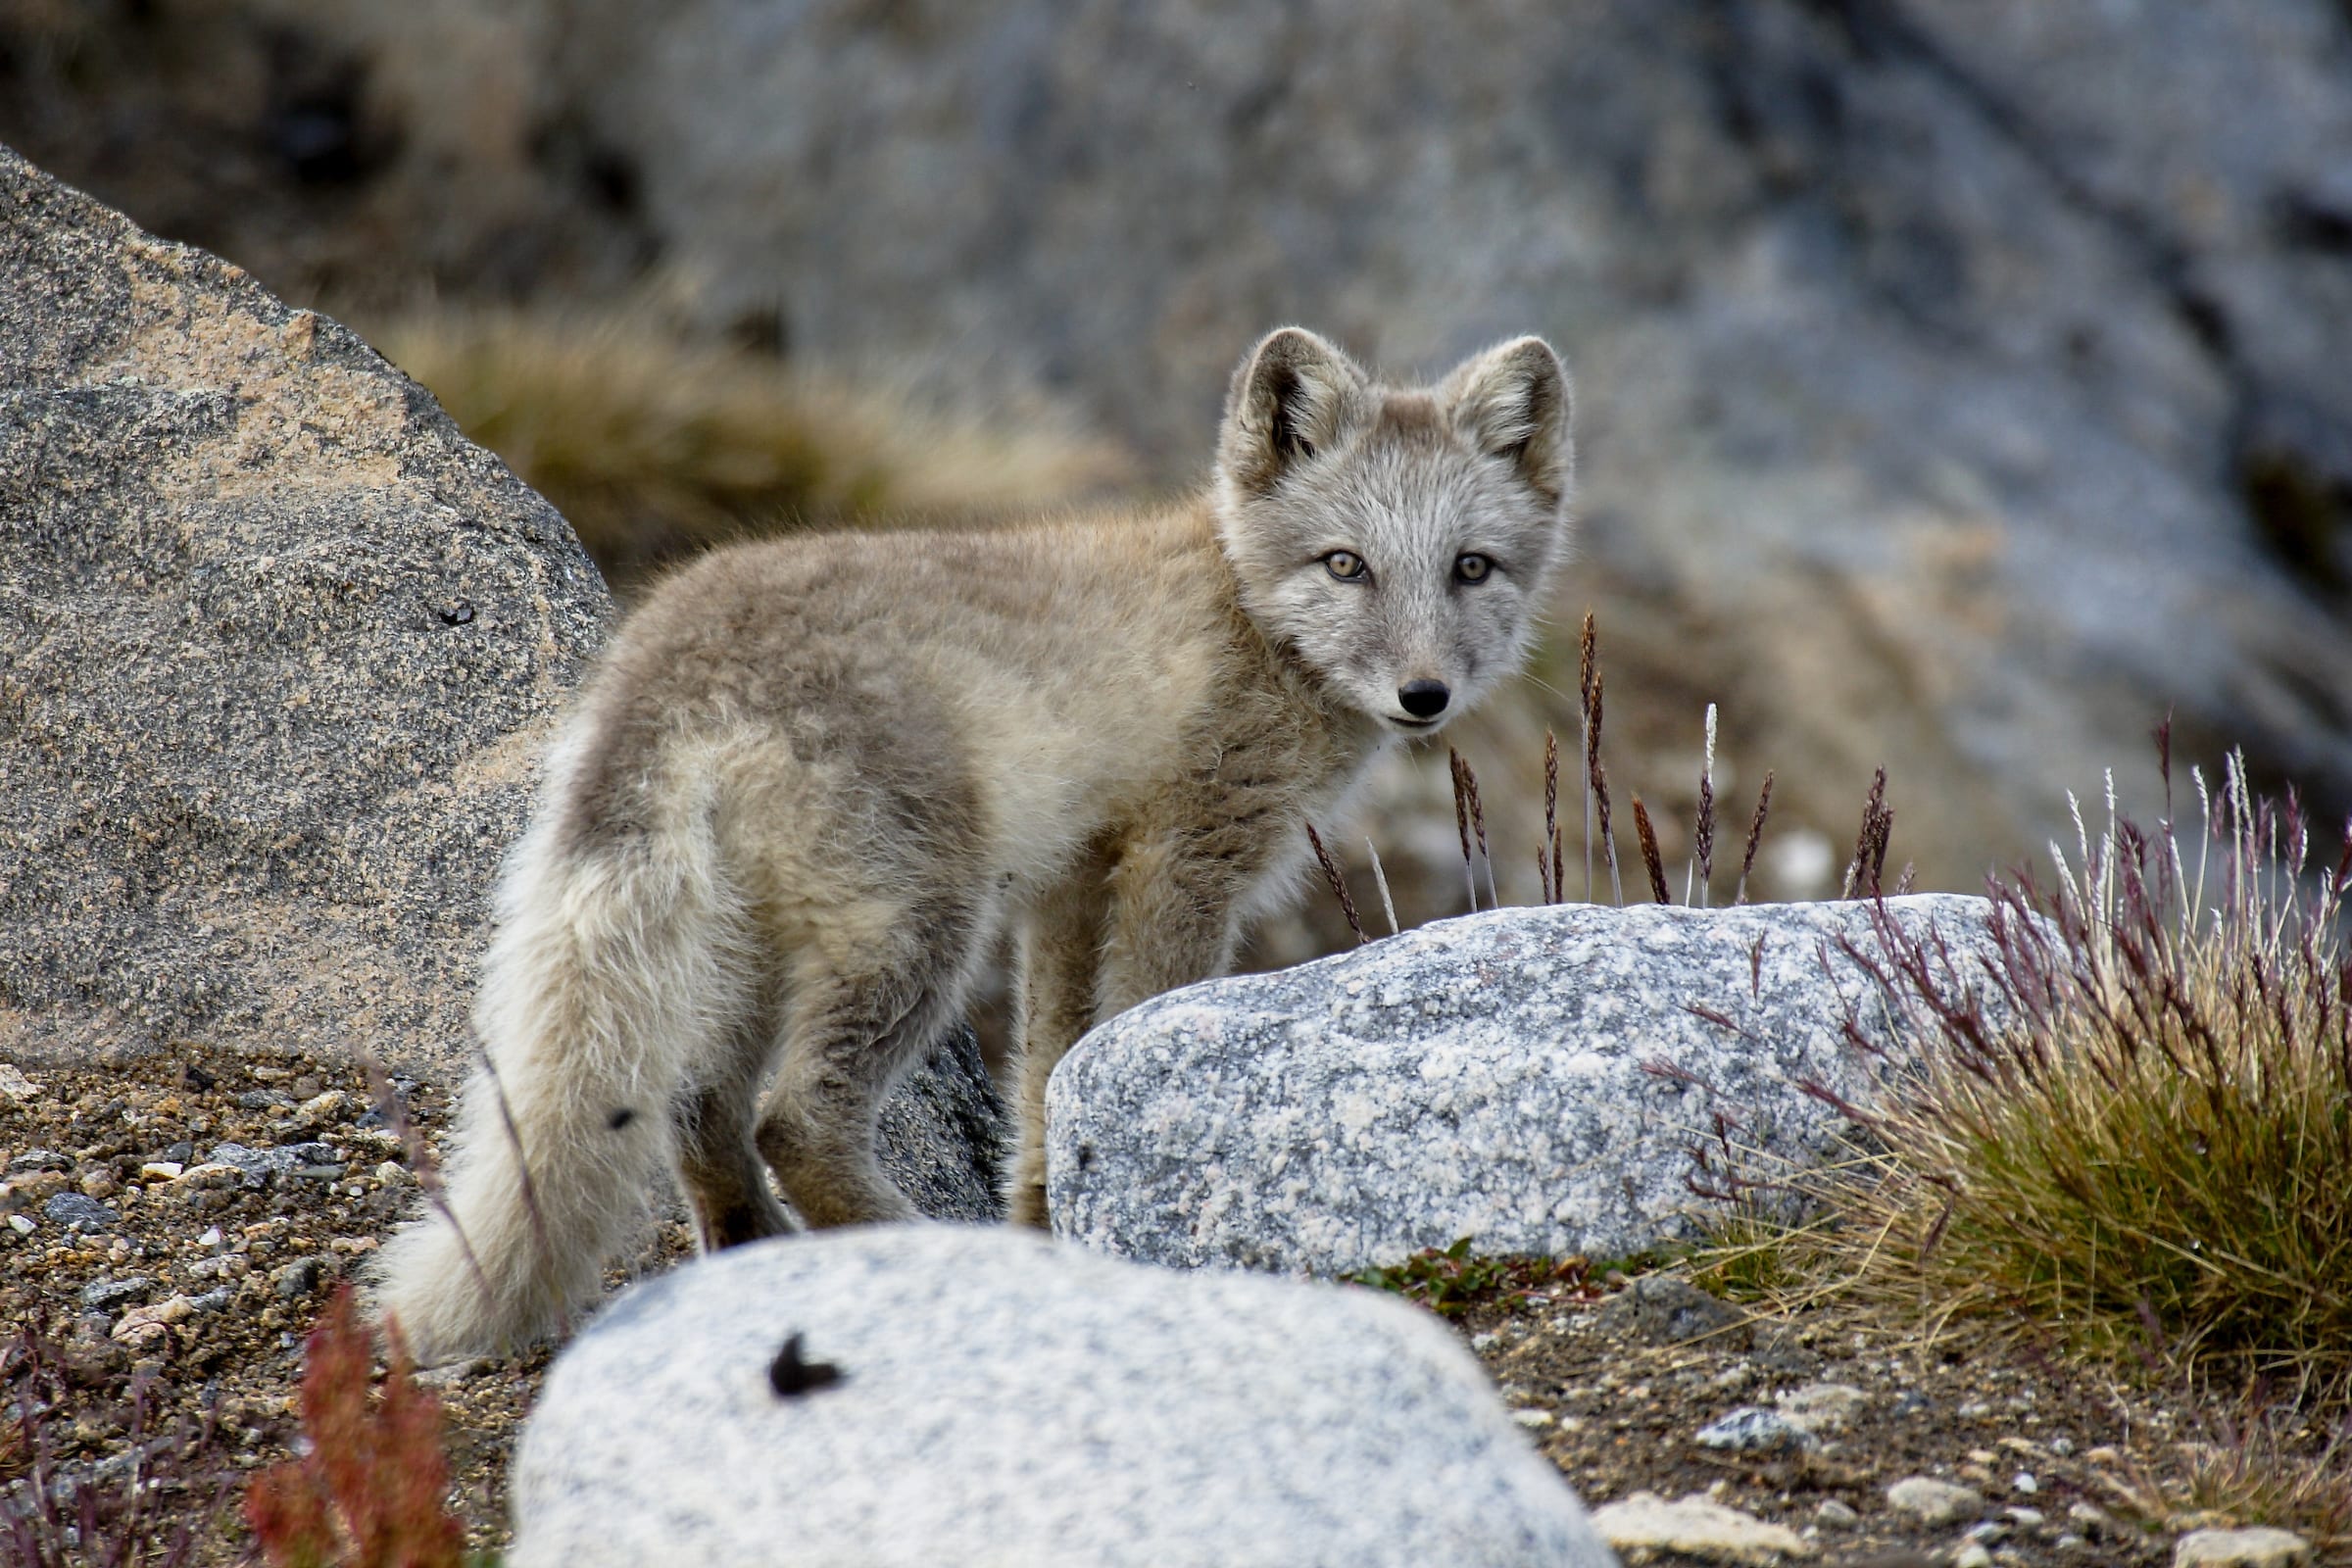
[1397,679,1450,719]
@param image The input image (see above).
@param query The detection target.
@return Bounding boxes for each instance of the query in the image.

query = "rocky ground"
[1465,1283,2184,1567]
[1,1046,2336,1566]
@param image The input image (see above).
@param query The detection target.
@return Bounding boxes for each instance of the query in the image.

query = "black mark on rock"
[769,1332,846,1397]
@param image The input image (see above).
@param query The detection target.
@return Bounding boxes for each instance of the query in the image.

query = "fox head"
[1213,327,1573,738]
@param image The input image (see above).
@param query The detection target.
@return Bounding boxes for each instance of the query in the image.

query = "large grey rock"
[0,144,603,1076]
[510,1226,1614,1568]
[1050,896,1994,1275]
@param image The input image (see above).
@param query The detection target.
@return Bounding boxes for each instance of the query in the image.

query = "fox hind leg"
[755,894,990,1227]
[673,990,797,1251]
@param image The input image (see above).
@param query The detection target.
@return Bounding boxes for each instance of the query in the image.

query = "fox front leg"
[1007,839,1243,1230]
[1007,873,1113,1228]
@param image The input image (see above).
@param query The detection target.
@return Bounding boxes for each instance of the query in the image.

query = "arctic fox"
[370,327,1575,1362]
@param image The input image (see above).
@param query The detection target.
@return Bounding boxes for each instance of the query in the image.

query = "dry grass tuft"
[1736,770,1775,906]
[1840,766,1894,900]
[1304,819,1367,946]
[1631,794,1671,904]
[1804,746,2352,1413]
[365,304,1134,589]
[2101,1401,2352,1548]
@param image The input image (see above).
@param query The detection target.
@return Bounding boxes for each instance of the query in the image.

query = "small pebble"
[2171,1526,2315,1567]
[1592,1491,1814,1563]
[6,1214,34,1236]
[1886,1476,1988,1527]
[110,1294,196,1344]
[139,1161,184,1181]
[2067,1501,2112,1535]
[292,1090,350,1127]
[198,1226,224,1250]
[1776,1381,1868,1433]
[81,1275,156,1311]
[1694,1405,1817,1453]
[172,1163,244,1193]
[2012,1470,2038,1494]
[271,1257,326,1298]
[1954,1544,1993,1568]
[4,1170,72,1206]
[1814,1498,1860,1529]
[43,1193,119,1231]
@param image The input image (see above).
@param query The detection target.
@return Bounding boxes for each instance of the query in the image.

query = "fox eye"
[1454,553,1494,584]
[1323,551,1369,582]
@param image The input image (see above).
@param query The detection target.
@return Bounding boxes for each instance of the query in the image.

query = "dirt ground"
[2,1046,2338,1565]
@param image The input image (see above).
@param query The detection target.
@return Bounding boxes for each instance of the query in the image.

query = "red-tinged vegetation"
[246,1286,465,1568]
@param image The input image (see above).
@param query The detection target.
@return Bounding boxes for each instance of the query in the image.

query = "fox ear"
[1217,327,1372,498]
[1444,337,1574,511]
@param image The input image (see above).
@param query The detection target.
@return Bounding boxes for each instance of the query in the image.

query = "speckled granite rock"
[0,145,604,1076]
[877,1026,1005,1223]
[1049,896,1997,1274]
[510,1226,1615,1568]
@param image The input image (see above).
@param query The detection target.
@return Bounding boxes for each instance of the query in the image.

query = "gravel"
[1,1043,2333,1566]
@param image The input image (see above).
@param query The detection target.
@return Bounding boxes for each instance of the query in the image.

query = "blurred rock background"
[7,0,2349,959]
